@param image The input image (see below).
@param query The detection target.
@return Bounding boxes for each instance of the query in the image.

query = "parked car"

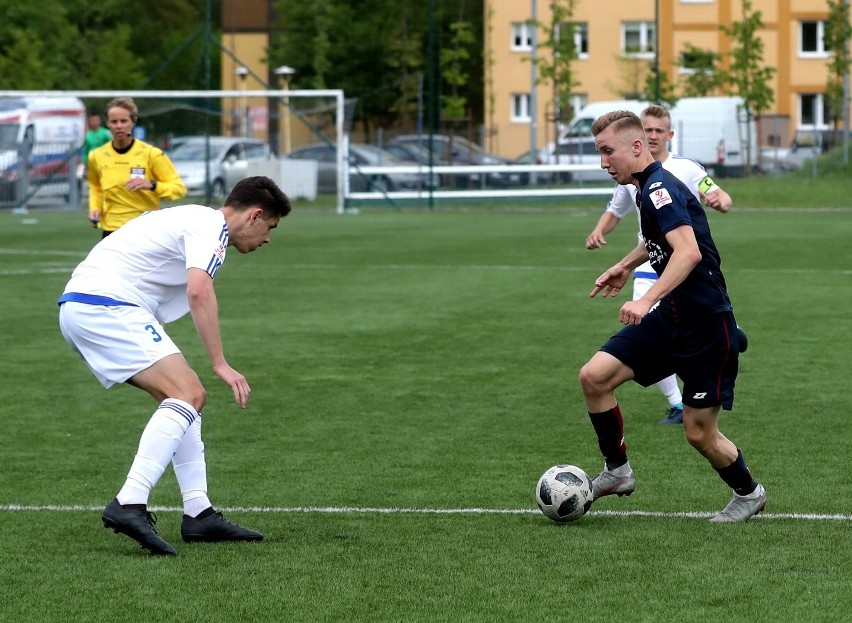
[379,141,443,188]
[168,136,272,200]
[284,142,423,194]
[390,134,515,187]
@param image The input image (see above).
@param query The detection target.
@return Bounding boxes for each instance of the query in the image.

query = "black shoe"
[737,326,749,353]
[102,498,177,556]
[181,507,264,543]
[659,406,684,425]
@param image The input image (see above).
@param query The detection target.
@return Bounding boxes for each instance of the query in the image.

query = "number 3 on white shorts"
[144,324,163,342]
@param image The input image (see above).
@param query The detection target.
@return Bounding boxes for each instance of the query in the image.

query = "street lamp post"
[236,66,249,137]
[274,65,296,155]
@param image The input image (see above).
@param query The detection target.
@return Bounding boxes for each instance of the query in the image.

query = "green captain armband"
[698,175,716,195]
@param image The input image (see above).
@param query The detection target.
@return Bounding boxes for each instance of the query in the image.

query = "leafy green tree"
[528,0,581,123]
[718,0,775,170]
[678,44,725,97]
[643,68,678,107]
[270,0,484,141]
[441,21,474,121]
[824,0,852,129]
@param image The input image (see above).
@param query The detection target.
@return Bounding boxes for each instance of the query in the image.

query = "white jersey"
[62,205,228,324]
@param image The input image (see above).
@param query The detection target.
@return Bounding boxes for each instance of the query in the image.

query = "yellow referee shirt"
[88,139,187,232]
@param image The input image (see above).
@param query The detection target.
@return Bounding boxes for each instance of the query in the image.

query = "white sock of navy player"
[172,417,213,518]
[116,398,199,507]
[656,374,683,408]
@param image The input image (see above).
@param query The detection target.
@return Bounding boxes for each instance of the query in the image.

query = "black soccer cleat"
[181,507,264,543]
[102,498,177,556]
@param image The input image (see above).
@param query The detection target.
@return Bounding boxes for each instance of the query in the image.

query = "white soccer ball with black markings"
[535,464,593,523]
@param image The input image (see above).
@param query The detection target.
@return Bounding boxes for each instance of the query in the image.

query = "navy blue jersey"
[633,161,732,313]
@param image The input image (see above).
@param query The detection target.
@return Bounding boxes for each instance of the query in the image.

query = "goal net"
[0,89,346,213]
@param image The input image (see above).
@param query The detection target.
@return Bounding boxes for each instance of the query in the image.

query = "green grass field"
[1,196,851,622]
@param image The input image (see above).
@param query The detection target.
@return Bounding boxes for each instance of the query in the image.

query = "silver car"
[169,136,272,200]
[285,142,423,194]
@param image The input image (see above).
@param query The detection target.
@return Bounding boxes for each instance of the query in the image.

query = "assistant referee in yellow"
[87,97,187,236]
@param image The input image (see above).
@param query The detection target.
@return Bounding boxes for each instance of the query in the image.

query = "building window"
[678,46,716,75]
[799,93,829,128]
[511,22,533,51]
[555,22,589,59]
[623,22,655,58]
[800,21,830,57]
[511,93,531,122]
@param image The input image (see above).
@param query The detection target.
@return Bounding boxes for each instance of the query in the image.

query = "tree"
[718,0,775,170]
[824,0,852,130]
[678,44,725,97]
[441,21,474,121]
[530,1,581,123]
[270,0,485,142]
[643,68,678,107]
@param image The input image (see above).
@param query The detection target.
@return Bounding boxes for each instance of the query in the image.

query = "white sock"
[116,398,198,506]
[656,374,683,407]
[172,417,212,517]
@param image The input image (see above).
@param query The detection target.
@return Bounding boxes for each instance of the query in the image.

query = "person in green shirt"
[82,110,112,167]
[77,110,112,198]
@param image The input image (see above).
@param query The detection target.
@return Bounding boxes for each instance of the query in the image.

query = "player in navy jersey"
[585,104,736,425]
[579,110,766,522]
[59,176,292,554]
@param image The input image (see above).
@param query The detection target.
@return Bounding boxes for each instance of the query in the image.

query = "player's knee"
[173,383,206,413]
[579,362,607,396]
[684,423,714,453]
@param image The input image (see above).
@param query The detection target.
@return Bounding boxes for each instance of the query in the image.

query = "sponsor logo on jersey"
[650,188,672,209]
[649,181,662,189]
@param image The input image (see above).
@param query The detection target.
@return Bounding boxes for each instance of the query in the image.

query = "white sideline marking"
[0,504,849,522]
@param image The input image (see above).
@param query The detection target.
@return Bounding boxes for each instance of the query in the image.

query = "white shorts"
[59,302,180,388]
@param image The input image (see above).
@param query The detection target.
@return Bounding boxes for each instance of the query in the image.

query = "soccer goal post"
[0,89,347,213]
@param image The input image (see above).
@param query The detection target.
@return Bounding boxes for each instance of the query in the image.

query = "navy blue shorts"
[599,306,740,410]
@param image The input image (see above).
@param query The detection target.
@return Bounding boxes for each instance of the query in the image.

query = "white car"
[169,136,272,200]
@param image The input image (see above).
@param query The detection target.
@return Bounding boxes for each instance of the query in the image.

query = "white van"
[540,100,649,182]
[669,97,758,177]
[0,96,87,203]
[542,96,757,180]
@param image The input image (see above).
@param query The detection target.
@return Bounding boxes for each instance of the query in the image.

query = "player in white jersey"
[585,104,735,425]
[58,176,291,556]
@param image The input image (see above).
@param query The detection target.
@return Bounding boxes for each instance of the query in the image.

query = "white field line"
[0,504,849,522]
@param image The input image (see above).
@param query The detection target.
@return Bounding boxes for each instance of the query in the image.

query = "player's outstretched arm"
[586,211,622,249]
[187,268,251,408]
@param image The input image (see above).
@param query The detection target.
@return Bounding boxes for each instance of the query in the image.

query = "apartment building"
[485,0,845,159]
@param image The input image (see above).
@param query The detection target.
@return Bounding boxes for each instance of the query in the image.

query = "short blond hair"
[105,97,138,124]
[641,104,672,127]
[591,110,644,138]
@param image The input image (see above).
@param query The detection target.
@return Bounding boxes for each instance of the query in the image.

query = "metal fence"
[0,139,81,211]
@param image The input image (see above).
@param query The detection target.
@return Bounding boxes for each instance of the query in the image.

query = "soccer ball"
[535,464,594,523]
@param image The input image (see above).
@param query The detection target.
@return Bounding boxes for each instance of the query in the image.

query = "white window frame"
[511,93,531,123]
[511,22,533,51]
[798,93,829,129]
[573,22,589,59]
[622,21,655,59]
[799,20,830,58]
